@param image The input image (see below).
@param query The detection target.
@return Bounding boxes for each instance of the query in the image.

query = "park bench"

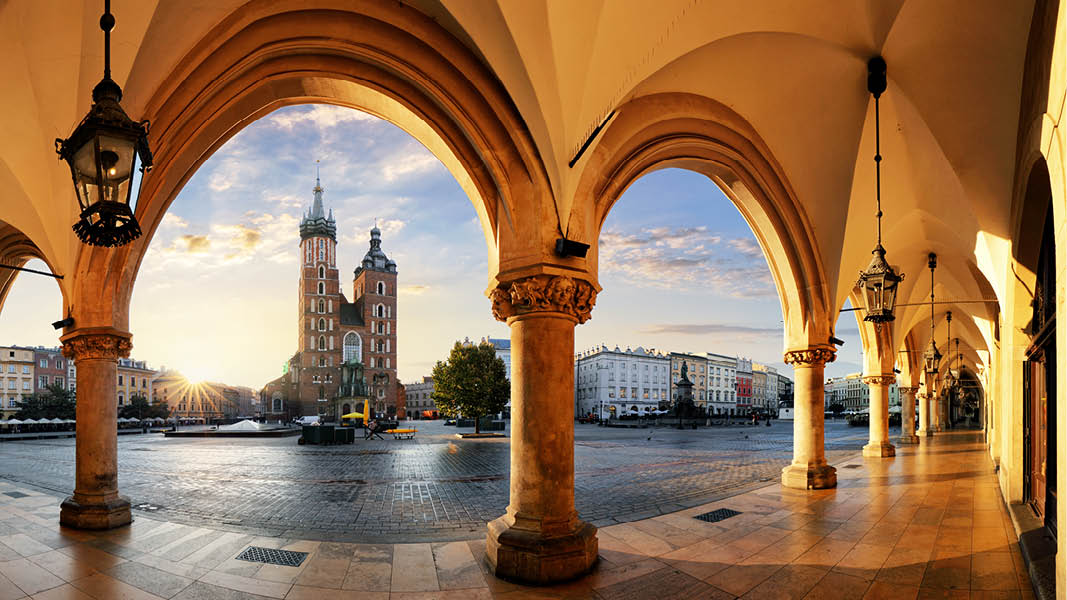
[388,428,417,440]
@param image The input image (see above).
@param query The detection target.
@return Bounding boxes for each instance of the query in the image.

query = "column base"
[898,434,920,445]
[486,515,598,584]
[862,441,896,458]
[916,428,933,437]
[781,463,837,490]
[59,495,131,530]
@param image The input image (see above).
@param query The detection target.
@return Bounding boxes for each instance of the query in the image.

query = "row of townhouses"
[573,345,794,419]
[824,374,900,412]
[1,345,255,421]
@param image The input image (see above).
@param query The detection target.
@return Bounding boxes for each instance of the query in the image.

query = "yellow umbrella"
[363,397,371,422]
[341,412,364,419]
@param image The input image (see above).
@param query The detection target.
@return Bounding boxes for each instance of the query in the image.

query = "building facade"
[753,363,779,412]
[404,376,437,419]
[261,177,399,419]
[669,352,708,410]
[116,358,155,407]
[735,358,753,414]
[704,353,738,415]
[575,346,669,419]
[33,347,67,394]
[0,346,34,418]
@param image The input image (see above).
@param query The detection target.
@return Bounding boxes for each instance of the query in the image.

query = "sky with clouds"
[0,105,863,387]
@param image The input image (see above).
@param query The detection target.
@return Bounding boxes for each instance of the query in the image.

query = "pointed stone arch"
[572,92,833,352]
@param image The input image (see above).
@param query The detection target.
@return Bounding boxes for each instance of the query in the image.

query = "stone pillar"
[932,378,944,432]
[898,386,919,444]
[781,347,837,489]
[917,384,933,437]
[862,375,896,457]
[59,328,132,529]
[485,275,597,584]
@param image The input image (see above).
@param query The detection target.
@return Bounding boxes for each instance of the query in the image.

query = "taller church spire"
[299,167,336,241]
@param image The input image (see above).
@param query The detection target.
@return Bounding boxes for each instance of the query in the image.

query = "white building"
[484,337,511,380]
[404,376,436,419]
[704,353,738,415]
[574,345,669,419]
[753,363,779,410]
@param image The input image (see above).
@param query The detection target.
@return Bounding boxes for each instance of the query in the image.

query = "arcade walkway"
[0,432,1033,599]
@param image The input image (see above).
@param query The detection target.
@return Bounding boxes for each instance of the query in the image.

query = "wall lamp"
[555,237,589,258]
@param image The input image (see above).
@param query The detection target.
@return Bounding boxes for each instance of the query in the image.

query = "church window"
[376,340,384,353]
[377,281,385,295]
[318,318,326,331]
[318,386,325,401]
[318,299,325,313]
[318,265,325,278]
[329,319,333,331]
[318,282,325,295]
[318,336,326,351]
[318,356,325,367]
[329,336,334,350]
[328,300,332,312]
[386,358,390,368]
[343,333,361,363]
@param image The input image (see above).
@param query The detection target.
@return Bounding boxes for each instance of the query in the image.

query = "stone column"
[931,377,944,432]
[917,384,933,437]
[898,386,919,444]
[485,275,598,584]
[862,375,896,457]
[781,347,837,489]
[59,327,132,529]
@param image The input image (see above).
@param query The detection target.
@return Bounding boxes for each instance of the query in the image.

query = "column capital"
[862,375,896,386]
[898,386,918,394]
[783,347,836,366]
[489,275,597,323]
[60,328,132,361]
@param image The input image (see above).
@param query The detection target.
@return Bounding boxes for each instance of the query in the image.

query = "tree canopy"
[119,393,171,420]
[15,383,75,420]
[431,341,509,433]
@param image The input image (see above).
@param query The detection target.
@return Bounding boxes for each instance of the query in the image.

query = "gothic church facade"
[263,177,398,419]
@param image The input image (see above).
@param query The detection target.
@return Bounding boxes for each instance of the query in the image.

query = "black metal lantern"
[857,56,903,322]
[55,0,152,247]
[942,313,956,391]
[923,253,941,375]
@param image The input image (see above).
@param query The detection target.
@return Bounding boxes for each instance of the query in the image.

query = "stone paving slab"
[0,421,872,543]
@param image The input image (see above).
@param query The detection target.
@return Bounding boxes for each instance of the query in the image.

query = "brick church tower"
[353,226,398,414]
[271,173,399,418]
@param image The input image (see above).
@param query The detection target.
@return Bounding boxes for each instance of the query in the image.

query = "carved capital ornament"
[783,347,836,366]
[62,333,132,361]
[862,375,897,386]
[898,386,918,394]
[490,275,597,323]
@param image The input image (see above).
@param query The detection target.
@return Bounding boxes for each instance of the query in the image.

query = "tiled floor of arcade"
[0,431,1035,599]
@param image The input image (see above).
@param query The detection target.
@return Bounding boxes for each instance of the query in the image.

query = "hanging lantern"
[55,1,152,247]
[857,56,903,323]
[923,339,942,375]
[942,313,956,391]
[924,253,941,375]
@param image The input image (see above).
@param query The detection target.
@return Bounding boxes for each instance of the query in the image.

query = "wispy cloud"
[599,226,774,298]
[382,151,440,182]
[268,105,376,130]
[640,323,780,336]
[401,285,430,295]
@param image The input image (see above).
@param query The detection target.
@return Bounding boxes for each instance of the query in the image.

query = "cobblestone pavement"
[0,420,881,543]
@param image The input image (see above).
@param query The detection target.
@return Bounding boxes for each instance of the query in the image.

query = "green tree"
[431,341,509,433]
[15,383,76,420]
[828,402,845,416]
[118,393,171,420]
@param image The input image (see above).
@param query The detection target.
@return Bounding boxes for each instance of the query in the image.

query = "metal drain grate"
[842,464,863,469]
[3,491,28,498]
[235,546,308,567]
[694,508,742,523]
